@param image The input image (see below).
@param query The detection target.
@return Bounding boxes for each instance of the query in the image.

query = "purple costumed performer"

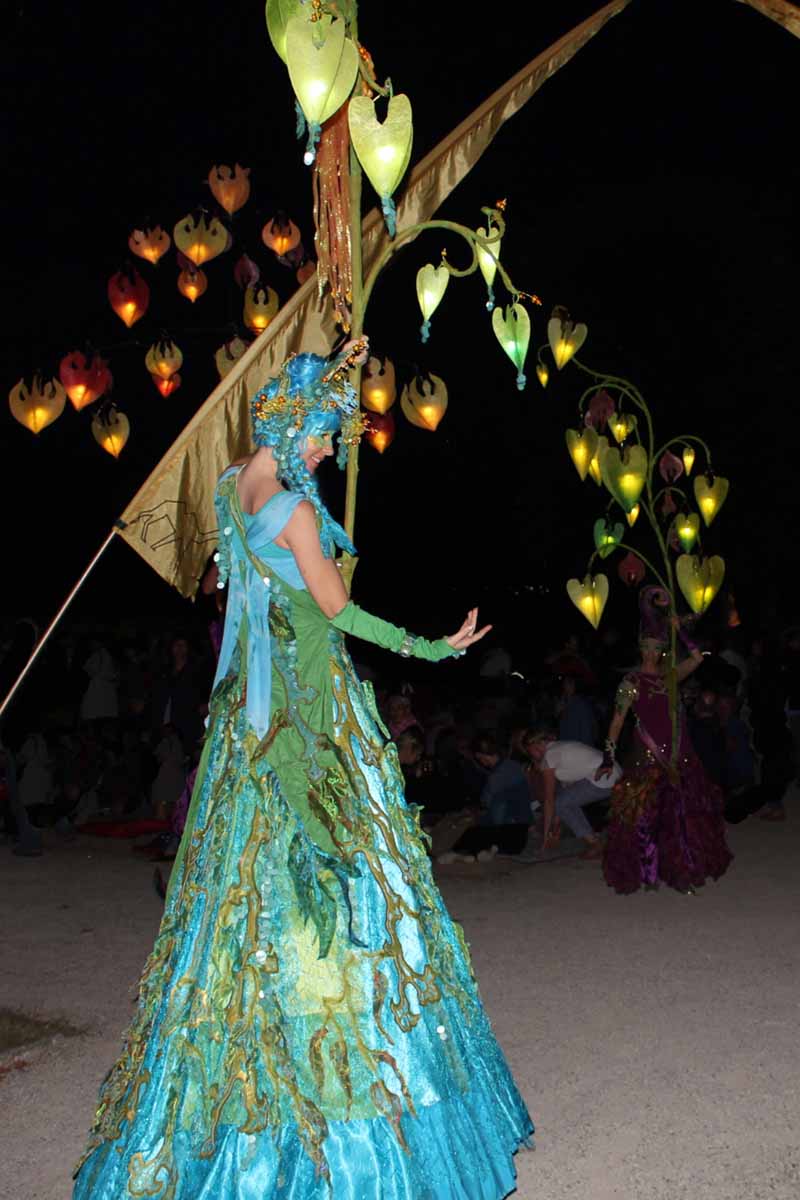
[598,587,732,894]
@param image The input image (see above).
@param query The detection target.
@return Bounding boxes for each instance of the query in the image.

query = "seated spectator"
[472,731,532,826]
[524,726,621,860]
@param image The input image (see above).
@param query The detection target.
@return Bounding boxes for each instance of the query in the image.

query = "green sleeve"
[330,601,460,662]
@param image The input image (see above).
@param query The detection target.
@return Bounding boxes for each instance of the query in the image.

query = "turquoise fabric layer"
[73,473,533,1198]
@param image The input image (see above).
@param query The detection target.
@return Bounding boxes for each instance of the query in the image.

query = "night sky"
[4,0,799,655]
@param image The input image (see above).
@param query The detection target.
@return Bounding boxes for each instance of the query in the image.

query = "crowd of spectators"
[1,613,796,867]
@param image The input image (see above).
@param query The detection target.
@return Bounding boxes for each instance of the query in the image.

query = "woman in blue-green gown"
[73,342,532,1199]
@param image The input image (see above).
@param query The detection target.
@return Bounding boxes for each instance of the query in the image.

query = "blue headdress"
[250,344,368,556]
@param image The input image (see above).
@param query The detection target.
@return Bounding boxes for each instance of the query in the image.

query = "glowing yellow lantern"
[91,407,130,458]
[173,213,228,266]
[588,435,608,485]
[599,444,648,513]
[565,428,599,482]
[474,221,502,310]
[215,336,249,380]
[682,444,696,475]
[285,13,359,164]
[626,503,640,528]
[151,373,181,398]
[59,351,112,412]
[694,474,729,527]
[536,362,549,389]
[361,357,396,415]
[492,302,531,390]
[348,93,413,236]
[128,226,171,265]
[366,411,395,454]
[674,512,700,553]
[566,573,609,630]
[145,339,183,381]
[262,216,301,257]
[9,375,66,434]
[178,265,208,302]
[401,374,448,431]
[108,269,149,327]
[208,164,250,215]
[244,284,279,333]
[416,263,449,342]
[548,308,588,369]
[676,554,725,616]
[608,411,637,444]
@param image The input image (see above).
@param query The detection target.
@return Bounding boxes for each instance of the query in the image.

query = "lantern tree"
[540,311,730,762]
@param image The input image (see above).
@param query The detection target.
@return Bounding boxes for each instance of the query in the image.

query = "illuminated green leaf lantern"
[416,263,449,342]
[593,518,624,559]
[349,93,413,237]
[674,512,700,553]
[475,220,502,310]
[492,302,530,390]
[600,443,648,513]
[285,13,359,165]
[265,0,305,64]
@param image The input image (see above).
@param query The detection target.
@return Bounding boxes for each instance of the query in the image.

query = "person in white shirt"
[524,726,621,860]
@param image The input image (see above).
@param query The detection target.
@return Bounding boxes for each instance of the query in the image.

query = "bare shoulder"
[283,499,319,540]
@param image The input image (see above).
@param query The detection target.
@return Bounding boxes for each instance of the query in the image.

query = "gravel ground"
[1,801,798,1200]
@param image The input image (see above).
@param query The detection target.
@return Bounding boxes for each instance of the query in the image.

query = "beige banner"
[735,0,800,37]
[118,0,632,597]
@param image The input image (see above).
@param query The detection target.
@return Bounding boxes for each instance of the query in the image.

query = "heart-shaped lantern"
[244,285,279,334]
[588,435,608,486]
[600,443,648,513]
[492,303,531,389]
[618,552,646,587]
[567,574,609,630]
[215,336,249,381]
[694,475,729,527]
[59,351,112,411]
[548,310,587,369]
[536,362,549,389]
[9,375,66,434]
[128,226,170,265]
[587,389,615,431]
[475,221,502,309]
[416,263,449,342]
[593,519,624,559]
[349,94,413,236]
[682,445,696,475]
[208,164,251,215]
[565,428,599,482]
[177,264,207,302]
[401,374,448,431]
[608,411,637,445]
[361,357,397,415]
[659,450,683,483]
[145,340,183,381]
[674,512,700,553]
[366,410,395,454]
[108,268,149,327]
[286,14,359,163]
[92,407,130,458]
[174,213,228,267]
[626,504,640,528]
[676,555,725,615]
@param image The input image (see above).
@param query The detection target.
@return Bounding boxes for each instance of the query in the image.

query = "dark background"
[3,0,798,659]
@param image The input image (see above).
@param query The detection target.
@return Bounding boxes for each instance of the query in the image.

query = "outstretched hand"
[445,608,492,654]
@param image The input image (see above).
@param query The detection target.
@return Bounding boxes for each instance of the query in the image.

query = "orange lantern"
[208,164,251,215]
[59,351,112,411]
[9,374,66,434]
[151,373,181,397]
[361,356,396,414]
[366,411,395,454]
[244,284,279,333]
[262,215,301,257]
[128,226,171,265]
[173,213,229,266]
[92,406,130,457]
[177,264,208,302]
[214,336,249,380]
[108,268,149,327]
[401,373,448,431]
[145,339,183,380]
